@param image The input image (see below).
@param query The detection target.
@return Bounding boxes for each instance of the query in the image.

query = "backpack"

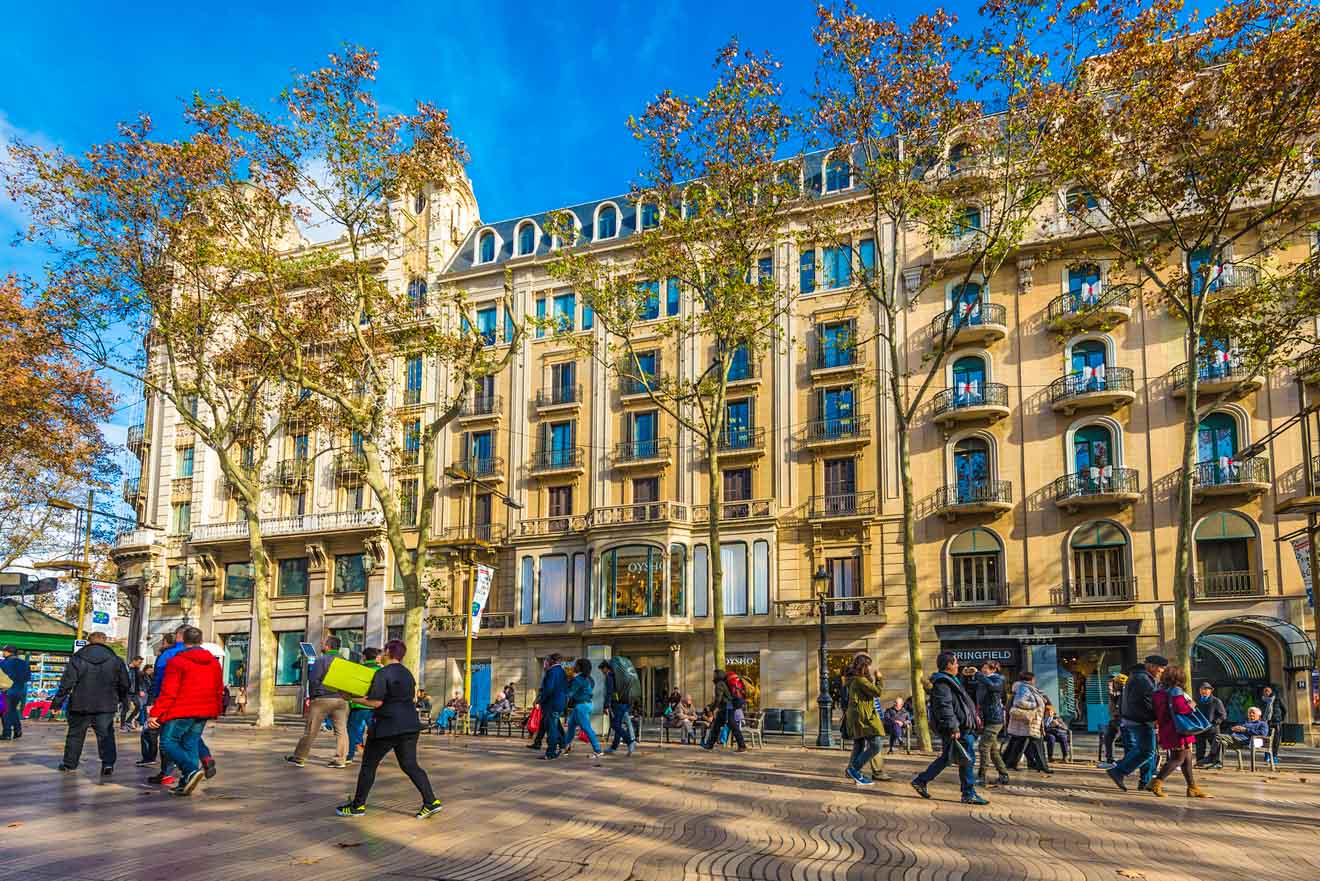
[725,670,747,701]
[610,656,641,705]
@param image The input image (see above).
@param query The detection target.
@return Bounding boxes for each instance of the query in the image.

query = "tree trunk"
[707,439,725,667]
[1171,327,1199,675]
[243,508,277,728]
[897,420,932,751]
[360,442,426,677]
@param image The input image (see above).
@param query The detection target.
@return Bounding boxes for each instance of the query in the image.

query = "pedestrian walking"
[700,669,747,753]
[1,644,31,741]
[1003,671,1051,775]
[842,654,885,786]
[335,640,443,819]
[601,660,639,756]
[1097,673,1127,769]
[49,632,129,776]
[1259,685,1285,762]
[911,651,987,805]
[562,659,603,759]
[148,626,224,796]
[1106,654,1167,792]
[1148,665,1211,798]
[973,660,1009,787]
[148,627,216,785]
[538,654,569,760]
[286,635,350,768]
[1194,682,1227,769]
[346,647,382,763]
[120,657,146,730]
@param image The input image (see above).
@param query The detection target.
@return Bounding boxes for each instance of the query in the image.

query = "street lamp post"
[813,565,832,748]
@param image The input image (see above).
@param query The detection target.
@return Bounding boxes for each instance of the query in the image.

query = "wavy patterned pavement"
[2,723,1318,881]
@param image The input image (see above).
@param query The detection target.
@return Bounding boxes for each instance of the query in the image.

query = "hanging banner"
[1292,537,1314,607]
[470,565,495,635]
[85,579,118,634]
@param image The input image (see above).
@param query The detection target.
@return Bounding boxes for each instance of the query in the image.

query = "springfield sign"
[470,565,495,635]
[85,580,118,634]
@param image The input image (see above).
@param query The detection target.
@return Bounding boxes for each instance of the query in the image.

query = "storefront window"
[601,545,664,618]
[724,654,761,712]
[334,553,368,594]
[1056,644,1134,731]
[221,632,249,687]
[275,631,305,686]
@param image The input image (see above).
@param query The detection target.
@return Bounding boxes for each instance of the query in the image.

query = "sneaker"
[996,773,1010,786]
[134,759,156,768]
[873,773,894,782]
[592,752,603,761]
[910,779,931,799]
[539,753,559,760]
[961,793,990,805]
[415,800,444,820]
[57,765,75,773]
[1208,762,1223,770]
[101,766,114,777]
[1106,768,1128,792]
[845,767,874,786]
[1096,761,1115,770]
[202,758,216,779]
[327,760,347,768]
[147,772,175,786]
[336,802,366,818]
[284,755,305,767]
[181,769,205,795]
[736,746,748,753]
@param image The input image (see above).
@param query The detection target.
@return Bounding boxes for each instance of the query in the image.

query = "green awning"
[0,630,75,653]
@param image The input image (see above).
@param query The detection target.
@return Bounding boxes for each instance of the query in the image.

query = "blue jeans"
[608,703,634,749]
[543,710,565,757]
[159,718,207,777]
[563,703,602,753]
[346,708,372,760]
[1115,721,1157,786]
[915,731,978,796]
[849,736,883,774]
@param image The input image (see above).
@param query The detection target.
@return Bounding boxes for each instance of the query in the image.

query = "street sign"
[74,639,88,651]
[470,564,494,635]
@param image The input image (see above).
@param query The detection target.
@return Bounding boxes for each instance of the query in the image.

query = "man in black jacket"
[1106,654,1166,792]
[1194,682,1228,768]
[1260,685,1286,761]
[50,632,130,775]
[911,651,988,805]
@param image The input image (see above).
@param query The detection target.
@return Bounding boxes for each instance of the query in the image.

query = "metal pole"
[816,592,832,748]
[462,555,475,736]
[75,489,93,641]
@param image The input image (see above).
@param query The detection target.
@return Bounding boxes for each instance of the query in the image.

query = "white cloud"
[0,109,56,231]
[289,158,348,245]
[99,421,129,450]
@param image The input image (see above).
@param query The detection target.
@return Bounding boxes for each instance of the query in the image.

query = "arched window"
[1071,340,1108,391]
[954,206,981,239]
[825,157,851,192]
[596,205,617,240]
[1070,520,1130,601]
[951,282,984,326]
[1198,412,1239,464]
[949,527,1003,605]
[952,355,986,405]
[1073,424,1114,474]
[1065,185,1097,214]
[1068,263,1102,306]
[640,202,660,230]
[517,223,536,256]
[478,231,495,264]
[1195,512,1259,597]
[953,436,991,504]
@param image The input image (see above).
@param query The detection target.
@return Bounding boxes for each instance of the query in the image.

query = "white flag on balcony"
[1079,279,1101,303]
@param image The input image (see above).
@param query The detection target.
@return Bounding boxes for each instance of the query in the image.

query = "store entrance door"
[631,655,672,717]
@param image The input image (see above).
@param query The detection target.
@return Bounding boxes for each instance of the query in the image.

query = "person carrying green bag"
[346,647,382,763]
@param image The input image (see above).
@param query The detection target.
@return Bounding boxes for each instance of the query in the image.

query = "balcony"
[620,374,662,403]
[1297,348,1320,384]
[274,458,312,488]
[1062,577,1139,606]
[517,514,589,538]
[1192,457,1270,502]
[112,527,161,554]
[1277,455,1320,516]
[589,501,690,529]
[773,595,884,621]
[1201,263,1259,297]
[335,451,367,484]
[432,523,508,547]
[692,498,774,523]
[802,414,871,450]
[811,345,866,381]
[458,395,503,423]
[1053,468,1141,512]
[933,480,1013,519]
[938,581,1010,610]
[808,491,876,521]
[534,384,582,413]
[122,477,143,504]
[1193,570,1270,601]
[429,612,514,635]
[190,508,385,543]
[1048,368,1137,415]
[529,447,586,478]
[696,427,766,461]
[127,424,149,455]
[1170,356,1262,398]
[931,301,1007,348]
[449,456,504,483]
[1044,283,1136,332]
[932,383,1009,428]
[612,438,672,471]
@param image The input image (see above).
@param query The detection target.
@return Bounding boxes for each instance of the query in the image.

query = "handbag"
[526,704,543,733]
[1169,688,1212,735]
[949,735,973,768]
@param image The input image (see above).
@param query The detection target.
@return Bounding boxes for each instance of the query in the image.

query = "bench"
[1220,734,1277,772]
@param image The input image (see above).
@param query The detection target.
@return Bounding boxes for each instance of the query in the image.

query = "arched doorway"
[1193,616,1317,727]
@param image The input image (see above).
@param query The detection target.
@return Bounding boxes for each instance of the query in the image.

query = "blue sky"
[0,0,983,460]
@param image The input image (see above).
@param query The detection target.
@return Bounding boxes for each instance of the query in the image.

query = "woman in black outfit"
[336,640,443,819]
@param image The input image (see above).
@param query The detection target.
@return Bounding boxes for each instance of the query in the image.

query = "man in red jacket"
[148,626,223,796]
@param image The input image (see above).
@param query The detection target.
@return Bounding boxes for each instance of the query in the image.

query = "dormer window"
[640,202,660,230]
[517,222,536,256]
[596,205,617,240]
[478,231,496,264]
[825,157,851,193]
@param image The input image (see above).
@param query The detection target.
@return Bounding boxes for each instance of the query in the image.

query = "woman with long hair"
[843,653,885,786]
[335,640,443,819]
[1003,671,1051,775]
[1150,665,1210,798]
[563,658,604,760]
